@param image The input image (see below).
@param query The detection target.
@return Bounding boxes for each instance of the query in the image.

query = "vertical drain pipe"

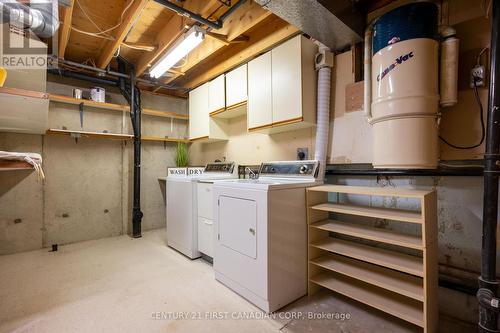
[117,58,143,238]
[478,0,500,331]
[313,42,333,180]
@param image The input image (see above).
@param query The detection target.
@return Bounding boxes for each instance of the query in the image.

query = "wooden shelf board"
[310,202,422,224]
[311,220,423,250]
[310,271,424,327]
[310,254,424,301]
[49,94,188,120]
[46,129,133,140]
[0,86,48,99]
[0,160,34,171]
[308,185,433,198]
[310,237,424,277]
[141,136,189,143]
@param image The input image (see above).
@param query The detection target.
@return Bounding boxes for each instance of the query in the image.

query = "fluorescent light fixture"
[149,26,205,79]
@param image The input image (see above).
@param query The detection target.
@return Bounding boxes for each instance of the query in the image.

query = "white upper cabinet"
[272,36,304,124]
[225,64,247,107]
[189,83,209,140]
[248,51,273,131]
[189,82,228,142]
[247,35,317,133]
[208,74,225,114]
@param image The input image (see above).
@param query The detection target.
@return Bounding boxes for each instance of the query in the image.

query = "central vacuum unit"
[366,2,451,169]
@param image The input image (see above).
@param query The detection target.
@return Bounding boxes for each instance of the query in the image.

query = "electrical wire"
[74,0,134,37]
[439,79,486,149]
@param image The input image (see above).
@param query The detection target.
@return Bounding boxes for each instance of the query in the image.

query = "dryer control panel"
[259,160,319,178]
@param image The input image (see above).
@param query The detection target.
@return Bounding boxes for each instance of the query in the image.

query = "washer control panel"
[259,160,319,177]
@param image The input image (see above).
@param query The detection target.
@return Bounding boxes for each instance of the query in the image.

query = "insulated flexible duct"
[314,43,333,180]
[0,0,59,38]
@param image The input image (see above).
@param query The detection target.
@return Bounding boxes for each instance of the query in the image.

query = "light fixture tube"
[149,26,205,79]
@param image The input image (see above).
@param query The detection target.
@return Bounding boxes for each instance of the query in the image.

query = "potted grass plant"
[174,142,189,167]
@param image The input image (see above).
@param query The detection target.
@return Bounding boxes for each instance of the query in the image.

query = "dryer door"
[218,195,257,259]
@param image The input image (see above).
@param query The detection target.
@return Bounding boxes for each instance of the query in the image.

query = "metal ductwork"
[0,0,59,38]
[254,0,363,50]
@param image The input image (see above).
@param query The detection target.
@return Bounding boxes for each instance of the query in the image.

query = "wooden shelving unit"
[46,129,188,143]
[307,185,437,333]
[49,93,189,120]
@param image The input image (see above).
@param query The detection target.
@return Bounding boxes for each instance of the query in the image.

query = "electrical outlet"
[471,65,486,88]
[297,148,308,160]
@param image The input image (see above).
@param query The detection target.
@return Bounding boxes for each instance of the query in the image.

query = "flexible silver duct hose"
[0,0,59,38]
[314,44,332,181]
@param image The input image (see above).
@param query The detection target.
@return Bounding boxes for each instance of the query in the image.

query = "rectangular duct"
[254,0,364,50]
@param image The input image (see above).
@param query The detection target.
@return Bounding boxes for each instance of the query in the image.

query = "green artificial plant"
[175,142,189,167]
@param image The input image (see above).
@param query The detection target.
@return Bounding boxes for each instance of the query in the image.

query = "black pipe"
[478,0,500,332]
[48,69,118,87]
[325,163,484,177]
[117,58,143,238]
[153,0,246,31]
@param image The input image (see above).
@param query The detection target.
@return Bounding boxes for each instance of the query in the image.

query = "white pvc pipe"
[314,43,332,181]
[364,24,374,123]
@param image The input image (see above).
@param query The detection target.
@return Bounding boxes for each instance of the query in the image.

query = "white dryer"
[213,160,321,312]
[166,163,235,259]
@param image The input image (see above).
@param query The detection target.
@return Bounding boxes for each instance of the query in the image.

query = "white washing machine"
[166,163,235,259]
[213,160,321,312]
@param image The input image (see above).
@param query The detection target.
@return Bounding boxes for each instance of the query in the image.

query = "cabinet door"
[272,36,302,124]
[208,74,225,114]
[225,64,247,107]
[247,52,272,130]
[198,217,214,257]
[189,83,209,140]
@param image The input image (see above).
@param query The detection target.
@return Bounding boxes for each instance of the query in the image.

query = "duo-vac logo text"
[377,51,414,82]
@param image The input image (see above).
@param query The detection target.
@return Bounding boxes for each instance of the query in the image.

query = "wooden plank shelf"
[310,238,424,277]
[0,86,48,99]
[46,130,187,143]
[311,254,424,301]
[309,185,432,199]
[310,202,422,224]
[307,185,437,332]
[310,272,424,327]
[141,136,189,143]
[49,93,189,120]
[311,220,423,250]
[46,129,133,140]
[0,160,34,171]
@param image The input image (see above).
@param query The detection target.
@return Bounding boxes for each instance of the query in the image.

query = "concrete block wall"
[0,76,188,254]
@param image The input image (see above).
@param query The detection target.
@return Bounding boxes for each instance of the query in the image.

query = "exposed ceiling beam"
[162,0,272,84]
[173,15,299,89]
[135,0,220,77]
[96,0,150,69]
[58,0,74,58]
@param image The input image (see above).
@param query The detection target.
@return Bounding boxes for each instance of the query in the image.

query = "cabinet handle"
[249,228,255,235]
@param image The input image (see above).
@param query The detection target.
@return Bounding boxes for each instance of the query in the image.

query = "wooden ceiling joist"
[96,0,150,69]
[58,0,74,58]
[162,0,272,85]
[135,0,220,77]
[175,15,299,89]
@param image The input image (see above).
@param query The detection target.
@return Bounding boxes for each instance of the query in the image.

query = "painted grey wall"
[0,76,187,254]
